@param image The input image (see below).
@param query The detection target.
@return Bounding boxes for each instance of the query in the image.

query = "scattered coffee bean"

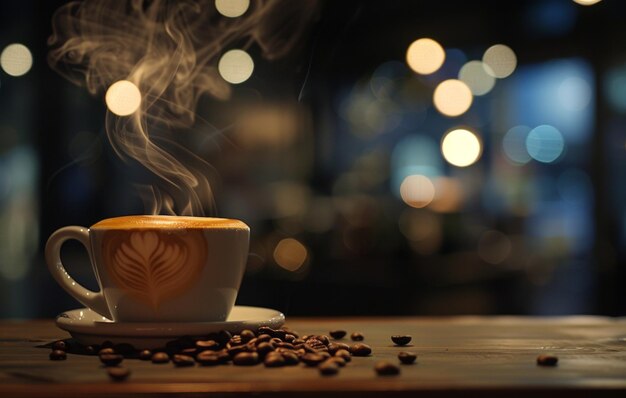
[99,354,124,367]
[173,354,195,367]
[281,351,300,365]
[52,340,67,351]
[305,338,328,352]
[391,335,412,346]
[350,343,372,357]
[98,347,116,355]
[329,330,347,340]
[139,350,152,360]
[334,349,352,362]
[233,352,259,366]
[375,361,400,376]
[240,330,256,342]
[49,350,67,360]
[196,351,221,366]
[151,352,170,364]
[537,354,558,366]
[326,356,346,367]
[328,342,350,355]
[350,332,364,341]
[398,351,417,364]
[319,360,339,376]
[301,353,326,367]
[264,352,286,367]
[107,367,131,382]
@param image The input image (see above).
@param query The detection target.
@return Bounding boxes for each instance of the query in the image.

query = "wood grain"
[1,316,625,397]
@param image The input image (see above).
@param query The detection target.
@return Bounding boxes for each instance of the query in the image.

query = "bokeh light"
[215,0,250,17]
[0,43,33,77]
[273,238,308,271]
[105,80,142,116]
[478,230,512,265]
[572,0,602,5]
[433,79,473,117]
[558,77,591,111]
[459,61,496,96]
[400,174,435,208]
[526,124,565,163]
[502,125,532,165]
[430,177,464,212]
[482,44,517,79]
[604,65,626,113]
[441,128,482,167]
[406,38,446,75]
[218,49,254,84]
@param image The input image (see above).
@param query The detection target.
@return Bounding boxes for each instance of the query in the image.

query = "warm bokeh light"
[218,49,254,84]
[0,43,33,77]
[572,0,602,5]
[482,44,517,79]
[273,238,308,271]
[400,174,435,208]
[406,38,445,75]
[502,125,532,165]
[441,128,482,167]
[215,0,250,17]
[105,80,142,116]
[459,61,496,96]
[430,177,464,212]
[433,79,473,117]
[526,124,565,163]
[478,230,512,265]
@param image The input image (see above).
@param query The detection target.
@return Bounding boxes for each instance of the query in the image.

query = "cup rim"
[90,215,249,230]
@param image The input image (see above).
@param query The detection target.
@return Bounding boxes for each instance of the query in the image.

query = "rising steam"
[48,0,318,216]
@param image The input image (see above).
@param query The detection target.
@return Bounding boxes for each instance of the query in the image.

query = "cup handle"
[45,226,112,319]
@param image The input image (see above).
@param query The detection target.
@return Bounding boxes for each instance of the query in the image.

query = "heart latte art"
[102,230,207,310]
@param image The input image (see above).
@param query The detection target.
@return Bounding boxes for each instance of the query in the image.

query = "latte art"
[102,230,207,311]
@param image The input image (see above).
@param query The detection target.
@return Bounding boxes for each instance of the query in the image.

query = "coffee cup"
[45,215,250,322]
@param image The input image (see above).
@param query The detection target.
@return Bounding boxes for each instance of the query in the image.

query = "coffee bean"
[52,340,67,351]
[271,329,287,340]
[276,342,295,350]
[227,344,250,357]
[281,351,300,365]
[49,350,67,360]
[350,343,372,356]
[301,353,326,367]
[100,354,124,367]
[326,356,346,367]
[85,345,97,355]
[256,334,272,344]
[391,335,412,346]
[305,338,327,352]
[316,335,330,346]
[228,335,244,347]
[329,330,347,340]
[269,337,283,346]
[173,354,195,367]
[151,352,170,364]
[292,338,305,345]
[233,352,259,366]
[107,367,131,382]
[196,340,220,352]
[196,351,221,366]
[319,360,339,376]
[537,354,558,366]
[264,352,286,367]
[334,349,351,362]
[398,351,417,364]
[257,326,274,336]
[214,330,232,345]
[216,350,231,364]
[139,350,152,360]
[350,332,364,341]
[240,329,256,342]
[375,361,400,376]
[284,334,296,343]
[328,342,350,355]
[256,342,275,357]
[98,347,116,355]
[181,348,198,358]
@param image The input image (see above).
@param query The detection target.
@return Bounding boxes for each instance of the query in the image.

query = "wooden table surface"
[1,316,625,397]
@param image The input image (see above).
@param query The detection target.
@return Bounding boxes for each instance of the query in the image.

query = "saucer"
[56,305,285,349]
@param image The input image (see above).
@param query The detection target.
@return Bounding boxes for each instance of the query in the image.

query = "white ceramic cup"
[45,215,250,322]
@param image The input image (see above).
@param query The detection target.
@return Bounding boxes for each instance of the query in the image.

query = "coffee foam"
[91,215,248,230]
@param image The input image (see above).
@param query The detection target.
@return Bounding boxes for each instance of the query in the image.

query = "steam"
[48,0,318,216]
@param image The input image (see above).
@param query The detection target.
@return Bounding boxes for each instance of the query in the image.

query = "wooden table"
[1,316,625,397]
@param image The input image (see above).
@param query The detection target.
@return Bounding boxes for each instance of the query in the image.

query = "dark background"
[0,0,624,319]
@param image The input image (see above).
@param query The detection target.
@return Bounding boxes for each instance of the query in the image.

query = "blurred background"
[0,0,624,319]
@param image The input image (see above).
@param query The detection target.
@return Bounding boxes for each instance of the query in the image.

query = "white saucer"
[56,306,285,349]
